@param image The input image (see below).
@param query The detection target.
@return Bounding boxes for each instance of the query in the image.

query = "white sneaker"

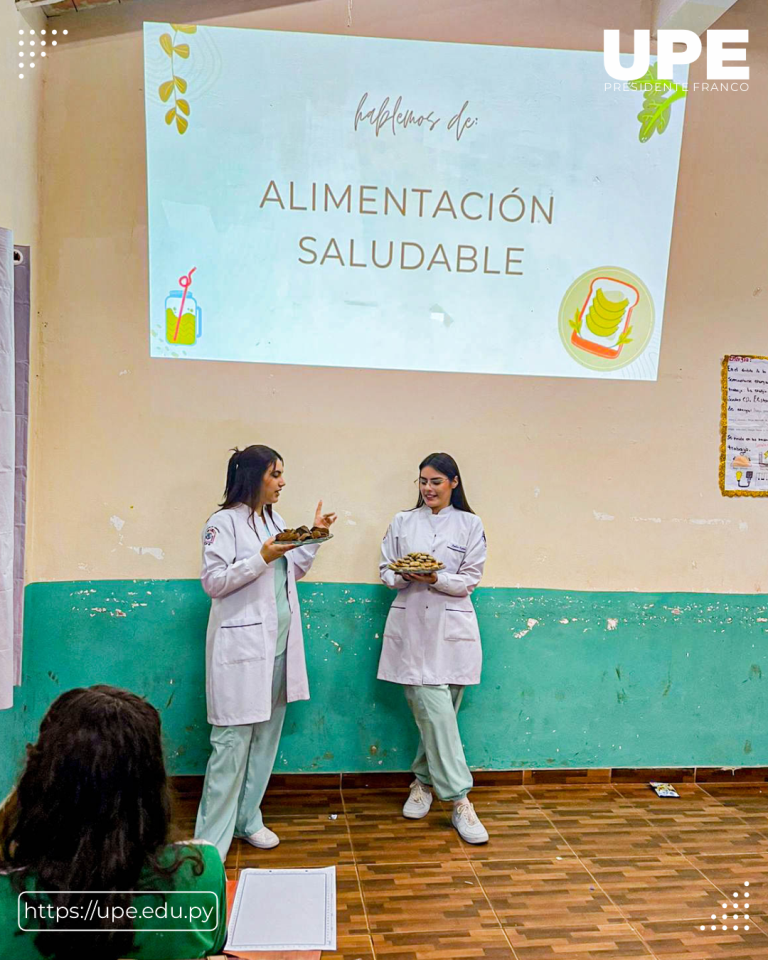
[451,799,489,844]
[238,826,280,849]
[403,779,433,819]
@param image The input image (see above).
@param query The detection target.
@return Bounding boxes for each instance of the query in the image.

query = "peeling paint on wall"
[129,546,165,560]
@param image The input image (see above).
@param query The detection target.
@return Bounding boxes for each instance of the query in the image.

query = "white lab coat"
[377,505,487,686]
[201,503,320,726]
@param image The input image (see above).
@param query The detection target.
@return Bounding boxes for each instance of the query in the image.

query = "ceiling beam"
[653,0,742,37]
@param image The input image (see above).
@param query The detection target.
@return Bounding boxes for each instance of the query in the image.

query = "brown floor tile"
[373,929,515,958]
[524,768,612,785]
[631,803,752,830]
[661,825,768,858]
[465,786,547,820]
[359,860,500,935]
[631,917,768,957]
[261,786,344,818]
[538,799,652,824]
[268,773,342,791]
[343,772,414,790]
[504,919,652,957]
[524,785,628,803]
[322,935,376,959]
[699,785,768,805]
[556,821,678,859]
[584,855,725,921]
[171,816,197,839]
[697,786,768,828]
[336,865,370,938]
[612,769,696,784]
[342,788,412,818]
[473,770,525,787]
[236,814,353,867]
[473,856,622,926]
[347,809,464,865]
[695,768,768,784]
[684,853,765,908]
[461,814,573,861]
[612,784,717,804]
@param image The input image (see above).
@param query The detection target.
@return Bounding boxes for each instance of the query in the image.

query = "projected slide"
[143,26,687,380]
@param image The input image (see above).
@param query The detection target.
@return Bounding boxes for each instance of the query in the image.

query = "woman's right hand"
[261,536,299,564]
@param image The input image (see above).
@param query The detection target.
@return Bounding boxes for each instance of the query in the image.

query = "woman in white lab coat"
[195,444,336,861]
[378,452,488,844]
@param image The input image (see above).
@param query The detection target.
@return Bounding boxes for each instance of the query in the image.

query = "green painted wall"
[1,580,766,797]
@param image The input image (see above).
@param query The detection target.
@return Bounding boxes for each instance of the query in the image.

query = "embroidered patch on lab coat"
[204,526,218,546]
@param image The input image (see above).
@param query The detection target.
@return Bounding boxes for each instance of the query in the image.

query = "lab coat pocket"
[218,617,267,664]
[383,604,406,641]
[443,607,480,642]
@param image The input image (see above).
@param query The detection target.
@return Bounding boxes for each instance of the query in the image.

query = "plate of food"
[388,552,445,574]
[275,525,334,545]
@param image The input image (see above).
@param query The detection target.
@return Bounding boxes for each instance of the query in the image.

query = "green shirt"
[0,841,227,960]
[274,555,291,657]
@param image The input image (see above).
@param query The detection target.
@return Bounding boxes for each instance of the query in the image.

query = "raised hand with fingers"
[313,500,337,531]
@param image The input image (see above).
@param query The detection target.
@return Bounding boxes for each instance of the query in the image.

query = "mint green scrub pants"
[195,652,287,861]
[403,683,473,802]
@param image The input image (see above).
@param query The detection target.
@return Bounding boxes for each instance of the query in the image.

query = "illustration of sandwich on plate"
[569,277,641,360]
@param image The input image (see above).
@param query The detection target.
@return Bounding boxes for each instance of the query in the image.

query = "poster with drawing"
[720,356,768,496]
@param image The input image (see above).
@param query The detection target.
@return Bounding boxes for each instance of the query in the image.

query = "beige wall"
[0,2,43,245]
[28,0,768,592]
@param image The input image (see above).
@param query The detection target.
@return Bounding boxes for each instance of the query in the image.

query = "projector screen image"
[143,25,687,380]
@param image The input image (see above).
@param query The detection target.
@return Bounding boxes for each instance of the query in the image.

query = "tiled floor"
[172,779,768,959]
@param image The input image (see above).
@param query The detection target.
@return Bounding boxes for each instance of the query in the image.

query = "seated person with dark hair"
[0,684,227,960]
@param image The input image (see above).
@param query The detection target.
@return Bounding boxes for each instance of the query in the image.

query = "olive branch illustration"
[629,63,687,143]
[158,23,197,135]
[569,308,582,334]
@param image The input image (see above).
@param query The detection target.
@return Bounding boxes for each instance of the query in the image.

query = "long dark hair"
[414,452,474,513]
[0,685,202,960]
[220,444,283,534]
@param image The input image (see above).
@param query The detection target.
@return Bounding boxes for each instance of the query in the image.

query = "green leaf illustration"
[568,308,582,333]
[176,114,189,134]
[174,44,190,58]
[174,76,187,92]
[165,107,176,125]
[159,80,174,102]
[171,23,197,34]
[159,33,173,56]
[617,326,633,345]
[629,63,686,143]
[177,99,190,116]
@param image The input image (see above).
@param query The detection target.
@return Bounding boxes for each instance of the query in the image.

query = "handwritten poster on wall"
[143,26,688,380]
[720,355,768,497]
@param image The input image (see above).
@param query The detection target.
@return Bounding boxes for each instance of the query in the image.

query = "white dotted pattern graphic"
[16,28,68,78]
[701,883,751,934]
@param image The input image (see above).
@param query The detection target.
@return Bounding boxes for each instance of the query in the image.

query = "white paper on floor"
[226,866,336,952]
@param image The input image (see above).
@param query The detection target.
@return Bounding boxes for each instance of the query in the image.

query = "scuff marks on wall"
[10,579,768,786]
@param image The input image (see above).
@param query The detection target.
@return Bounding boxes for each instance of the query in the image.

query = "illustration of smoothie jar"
[165,270,202,346]
[570,276,640,360]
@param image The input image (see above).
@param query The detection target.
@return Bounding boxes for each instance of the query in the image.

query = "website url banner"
[18,891,219,933]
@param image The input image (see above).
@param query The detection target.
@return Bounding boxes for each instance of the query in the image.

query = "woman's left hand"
[313,500,338,530]
[407,572,438,584]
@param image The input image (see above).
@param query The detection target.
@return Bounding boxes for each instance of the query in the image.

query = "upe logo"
[604,29,749,81]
